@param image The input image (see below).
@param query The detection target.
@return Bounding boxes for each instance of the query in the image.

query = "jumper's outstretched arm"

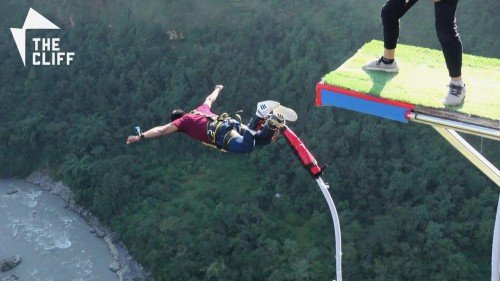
[126,123,178,144]
[203,85,223,108]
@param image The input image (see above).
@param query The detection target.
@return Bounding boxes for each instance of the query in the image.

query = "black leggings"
[381,0,462,77]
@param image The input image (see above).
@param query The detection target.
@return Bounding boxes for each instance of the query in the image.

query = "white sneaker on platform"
[362,57,400,73]
[443,84,466,106]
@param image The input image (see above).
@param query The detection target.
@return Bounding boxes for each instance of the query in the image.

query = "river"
[0,179,118,281]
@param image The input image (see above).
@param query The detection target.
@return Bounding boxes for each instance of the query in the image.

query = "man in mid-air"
[126,85,296,153]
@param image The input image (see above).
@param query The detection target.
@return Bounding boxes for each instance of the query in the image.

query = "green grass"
[322,40,500,121]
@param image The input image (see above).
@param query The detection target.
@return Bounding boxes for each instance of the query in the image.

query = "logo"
[10,8,75,66]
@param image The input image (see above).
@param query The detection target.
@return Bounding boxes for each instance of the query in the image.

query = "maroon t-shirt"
[171,104,214,144]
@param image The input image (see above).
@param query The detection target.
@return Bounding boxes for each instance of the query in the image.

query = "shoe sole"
[273,105,298,122]
[443,95,466,106]
[362,66,399,73]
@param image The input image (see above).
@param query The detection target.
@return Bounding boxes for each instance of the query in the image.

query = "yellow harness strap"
[190,109,233,151]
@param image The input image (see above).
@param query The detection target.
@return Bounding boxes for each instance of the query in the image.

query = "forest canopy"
[1,0,498,280]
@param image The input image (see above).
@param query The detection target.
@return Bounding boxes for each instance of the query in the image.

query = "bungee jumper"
[126,85,338,278]
[126,85,298,153]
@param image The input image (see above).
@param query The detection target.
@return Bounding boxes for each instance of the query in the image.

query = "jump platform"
[316,40,500,130]
[315,41,500,281]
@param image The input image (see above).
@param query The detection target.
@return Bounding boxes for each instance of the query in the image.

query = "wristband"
[139,133,145,140]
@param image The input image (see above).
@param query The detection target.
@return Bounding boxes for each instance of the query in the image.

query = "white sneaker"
[266,114,286,128]
[266,105,298,129]
[256,100,280,118]
[362,57,399,73]
[273,105,298,122]
[443,84,466,106]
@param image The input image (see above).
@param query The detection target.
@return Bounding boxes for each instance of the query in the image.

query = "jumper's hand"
[126,135,141,144]
[204,85,223,107]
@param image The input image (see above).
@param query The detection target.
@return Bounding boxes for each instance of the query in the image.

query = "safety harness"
[190,110,242,152]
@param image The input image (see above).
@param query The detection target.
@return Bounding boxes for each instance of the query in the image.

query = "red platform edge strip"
[315,82,415,117]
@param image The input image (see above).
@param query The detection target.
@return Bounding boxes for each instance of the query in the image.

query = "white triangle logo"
[10,8,60,66]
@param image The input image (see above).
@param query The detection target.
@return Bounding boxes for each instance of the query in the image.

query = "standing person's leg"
[382,0,419,56]
[436,0,465,105]
[435,0,462,79]
[363,0,419,72]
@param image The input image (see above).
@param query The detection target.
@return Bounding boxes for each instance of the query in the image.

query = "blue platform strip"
[320,89,409,123]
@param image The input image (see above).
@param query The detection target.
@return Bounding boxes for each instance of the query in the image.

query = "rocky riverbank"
[0,255,21,273]
[26,172,153,281]
[0,255,20,281]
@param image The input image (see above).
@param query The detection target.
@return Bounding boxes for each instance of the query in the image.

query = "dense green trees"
[1,0,498,280]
